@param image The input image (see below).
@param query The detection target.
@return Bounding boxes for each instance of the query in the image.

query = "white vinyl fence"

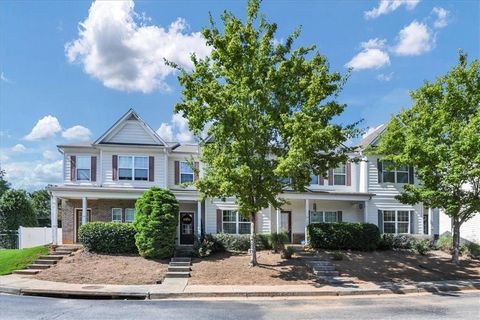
[18,227,62,249]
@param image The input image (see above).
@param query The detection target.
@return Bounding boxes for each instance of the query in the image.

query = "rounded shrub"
[133,187,179,259]
[78,222,137,254]
[211,233,251,252]
[308,222,381,251]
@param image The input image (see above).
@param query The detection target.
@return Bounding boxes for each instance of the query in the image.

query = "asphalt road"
[0,292,479,320]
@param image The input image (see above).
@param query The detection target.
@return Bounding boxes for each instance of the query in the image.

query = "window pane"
[134,169,148,181]
[334,175,346,185]
[382,171,395,183]
[180,162,193,174]
[222,223,236,234]
[384,222,395,233]
[180,173,193,183]
[119,168,132,180]
[119,156,132,168]
[77,156,91,169]
[325,211,337,223]
[310,174,319,184]
[125,209,134,222]
[222,211,236,222]
[238,214,249,222]
[239,223,250,234]
[397,222,409,234]
[396,172,409,183]
[134,157,148,169]
[334,165,345,174]
[383,211,395,222]
[77,169,90,181]
[397,165,409,172]
[310,211,323,223]
[397,211,409,222]
[112,209,122,222]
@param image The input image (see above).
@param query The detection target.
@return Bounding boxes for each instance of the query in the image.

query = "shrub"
[392,234,415,249]
[281,246,294,259]
[308,222,381,251]
[79,222,137,254]
[465,242,480,258]
[378,234,394,250]
[133,188,179,259]
[256,234,272,250]
[412,239,431,255]
[269,232,289,253]
[211,233,251,252]
[436,234,453,252]
[194,235,219,257]
[331,251,345,261]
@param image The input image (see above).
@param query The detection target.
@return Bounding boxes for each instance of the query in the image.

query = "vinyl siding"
[63,151,100,185]
[168,154,199,190]
[105,120,158,145]
[438,210,480,243]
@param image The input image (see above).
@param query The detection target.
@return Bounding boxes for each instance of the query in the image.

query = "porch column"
[363,201,369,223]
[50,195,58,245]
[276,208,281,233]
[197,200,202,236]
[428,207,432,236]
[304,199,310,244]
[81,197,87,225]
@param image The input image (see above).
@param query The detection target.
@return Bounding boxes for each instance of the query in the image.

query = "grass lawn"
[0,246,49,275]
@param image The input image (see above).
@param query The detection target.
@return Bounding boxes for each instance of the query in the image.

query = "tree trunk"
[250,212,257,267]
[452,218,461,265]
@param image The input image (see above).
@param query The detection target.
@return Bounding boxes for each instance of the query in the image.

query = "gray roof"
[57,141,94,148]
[172,144,199,153]
[358,124,386,149]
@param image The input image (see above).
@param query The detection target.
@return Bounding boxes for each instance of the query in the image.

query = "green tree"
[0,189,38,230]
[0,169,10,197]
[133,187,179,259]
[171,0,358,265]
[30,188,51,227]
[373,53,480,264]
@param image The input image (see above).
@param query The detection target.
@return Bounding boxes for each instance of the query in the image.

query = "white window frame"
[383,210,410,234]
[222,210,250,235]
[309,211,338,223]
[76,155,91,181]
[112,208,123,222]
[179,161,194,184]
[125,208,135,223]
[381,161,410,184]
[118,155,149,181]
[333,165,346,186]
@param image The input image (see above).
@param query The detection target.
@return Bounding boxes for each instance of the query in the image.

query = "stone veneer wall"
[62,199,136,244]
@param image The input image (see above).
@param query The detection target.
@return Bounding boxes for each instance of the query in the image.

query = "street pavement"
[0,291,479,320]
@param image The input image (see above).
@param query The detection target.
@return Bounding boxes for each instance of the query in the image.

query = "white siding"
[168,154,199,190]
[63,150,100,186]
[105,120,158,145]
[307,161,360,193]
[438,210,480,243]
[205,199,219,234]
[256,207,272,234]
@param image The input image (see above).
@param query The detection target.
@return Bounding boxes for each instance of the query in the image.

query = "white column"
[363,201,369,223]
[428,207,432,236]
[82,197,87,225]
[304,199,310,244]
[197,200,202,236]
[50,195,58,245]
[276,208,281,233]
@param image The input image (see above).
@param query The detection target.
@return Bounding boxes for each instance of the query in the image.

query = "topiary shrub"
[308,222,381,251]
[133,187,179,259]
[79,222,137,254]
[211,233,250,252]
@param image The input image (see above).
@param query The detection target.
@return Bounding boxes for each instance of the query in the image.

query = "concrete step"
[164,271,190,278]
[39,255,64,260]
[171,257,191,263]
[306,261,332,266]
[13,269,40,275]
[314,270,340,276]
[316,276,350,284]
[33,259,57,265]
[169,261,191,267]
[168,266,191,272]
[312,265,336,271]
[27,264,51,269]
[53,251,72,256]
[55,247,79,252]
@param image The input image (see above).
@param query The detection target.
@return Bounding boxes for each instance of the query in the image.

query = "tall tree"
[0,169,10,197]
[374,53,480,264]
[30,188,51,227]
[171,0,358,265]
[0,189,38,230]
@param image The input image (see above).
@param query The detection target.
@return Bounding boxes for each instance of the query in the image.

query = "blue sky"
[0,0,478,190]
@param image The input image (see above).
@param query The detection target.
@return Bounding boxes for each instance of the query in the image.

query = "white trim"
[50,196,58,245]
[332,164,346,186]
[118,155,149,181]
[382,209,410,234]
[125,208,135,223]
[221,210,250,235]
[76,156,91,182]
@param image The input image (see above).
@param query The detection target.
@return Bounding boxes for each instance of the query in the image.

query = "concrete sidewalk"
[1,274,479,299]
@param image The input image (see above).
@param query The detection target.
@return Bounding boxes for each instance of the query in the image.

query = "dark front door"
[75,209,92,242]
[180,212,195,245]
[280,211,292,243]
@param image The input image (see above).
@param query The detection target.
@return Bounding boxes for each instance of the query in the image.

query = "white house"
[49,109,442,246]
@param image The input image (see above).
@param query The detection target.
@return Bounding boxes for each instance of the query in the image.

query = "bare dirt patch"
[317,250,480,283]
[35,249,168,285]
[189,251,316,285]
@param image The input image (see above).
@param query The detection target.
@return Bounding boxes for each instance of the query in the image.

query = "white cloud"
[11,144,27,153]
[65,0,210,93]
[432,7,449,29]
[0,154,9,162]
[3,160,63,191]
[365,0,420,19]
[43,150,59,161]
[360,38,387,50]
[393,21,434,56]
[377,72,394,81]
[25,115,62,141]
[62,125,92,141]
[157,111,194,143]
[346,40,390,70]
[1,72,13,83]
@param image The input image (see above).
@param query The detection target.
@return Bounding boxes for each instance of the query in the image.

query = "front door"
[180,212,195,245]
[75,209,92,242]
[280,211,292,242]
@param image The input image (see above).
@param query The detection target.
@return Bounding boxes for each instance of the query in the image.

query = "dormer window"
[119,155,149,181]
[76,156,91,181]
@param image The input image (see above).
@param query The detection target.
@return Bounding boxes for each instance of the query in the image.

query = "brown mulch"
[35,249,169,285]
[317,250,480,284]
[189,251,316,285]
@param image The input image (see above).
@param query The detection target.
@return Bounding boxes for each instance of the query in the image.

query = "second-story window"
[76,156,91,181]
[119,156,148,181]
[180,161,194,184]
[381,161,410,184]
[333,165,346,185]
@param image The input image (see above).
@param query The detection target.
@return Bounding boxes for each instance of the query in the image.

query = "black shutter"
[408,166,414,184]
[337,211,343,222]
[410,211,415,234]
[377,159,383,183]
[378,210,384,233]
[216,209,223,233]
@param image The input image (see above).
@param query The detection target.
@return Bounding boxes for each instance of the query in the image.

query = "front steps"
[164,257,192,279]
[13,245,80,275]
[296,250,351,284]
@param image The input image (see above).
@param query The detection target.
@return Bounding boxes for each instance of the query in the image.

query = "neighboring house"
[438,209,480,244]
[49,109,435,246]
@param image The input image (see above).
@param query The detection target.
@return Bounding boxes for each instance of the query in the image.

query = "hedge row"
[78,222,137,254]
[308,222,381,251]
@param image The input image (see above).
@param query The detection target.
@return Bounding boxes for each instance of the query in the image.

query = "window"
[310,174,319,185]
[180,161,194,184]
[76,156,91,181]
[382,161,411,184]
[333,165,346,185]
[119,156,149,181]
[222,210,250,234]
[309,211,338,223]
[383,210,410,234]
[112,208,122,222]
[125,208,135,223]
